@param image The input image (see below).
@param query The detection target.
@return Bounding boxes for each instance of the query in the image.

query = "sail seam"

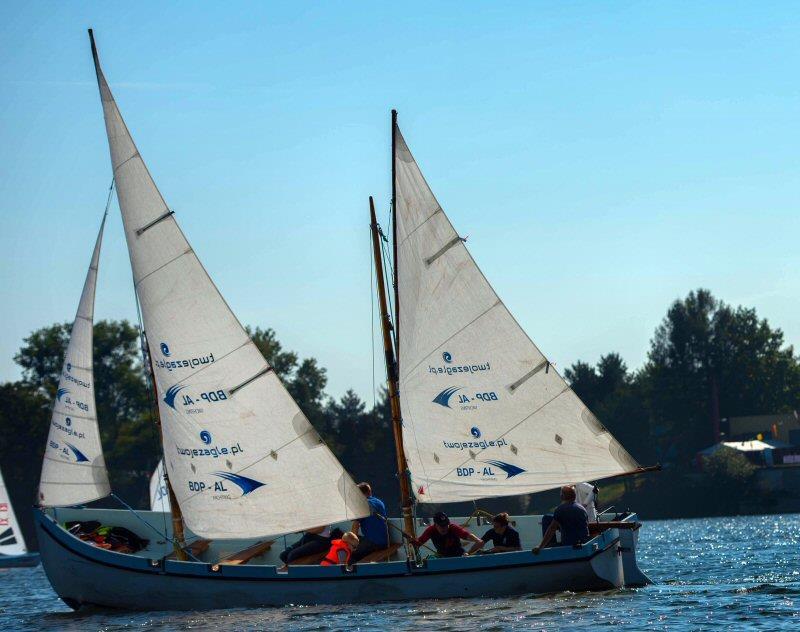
[134,248,193,287]
[136,210,175,236]
[51,411,97,422]
[229,366,273,396]
[425,235,466,266]
[399,207,442,245]
[63,364,92,372]
[508,360,549,392]
[42,455,107,469]
[113,152,141,173]
[400,299,501,383]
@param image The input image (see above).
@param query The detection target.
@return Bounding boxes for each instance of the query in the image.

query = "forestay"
[149,459,171,513]
[1,469,27,555]
[394,122,640,504]
[89,33,369,538]
[39,215,111,507]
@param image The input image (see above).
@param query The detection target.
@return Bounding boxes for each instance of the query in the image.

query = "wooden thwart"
[218,540,274,566]
[357,542,402,563]
[167,538,211,560]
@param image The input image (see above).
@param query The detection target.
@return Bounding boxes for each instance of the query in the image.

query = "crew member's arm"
[467,538,485,555]
[453,525,482,555]
[411,525,434,547]
[533,520,559,553]
[350,520,361,536]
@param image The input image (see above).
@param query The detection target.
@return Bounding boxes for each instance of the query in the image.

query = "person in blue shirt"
[532,485,590,553]
[350,482,389,563]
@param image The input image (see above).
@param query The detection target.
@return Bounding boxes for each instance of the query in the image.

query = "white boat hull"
[36,508,647,610]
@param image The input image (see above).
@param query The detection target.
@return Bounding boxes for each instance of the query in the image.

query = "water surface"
[1,514,798,630]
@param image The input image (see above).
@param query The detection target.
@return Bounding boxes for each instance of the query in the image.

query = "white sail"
[149,459,171,513]
[38,214,111,507]
[89,33,369,539]
[394,122,640,504]
[0,468,27,555]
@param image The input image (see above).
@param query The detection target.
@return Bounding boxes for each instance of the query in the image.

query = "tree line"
[2,288,798,545]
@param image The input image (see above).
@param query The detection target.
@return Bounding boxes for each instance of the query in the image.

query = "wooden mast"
[88,29,187,561]
[370,196,416,557]
[391,109,399,350]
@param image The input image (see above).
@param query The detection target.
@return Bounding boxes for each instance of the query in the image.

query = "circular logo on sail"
[200,430,212,445]
[160,342,171,357]
[471,426,481,438]
[66,362,72,372]
[65,417,72,426]
[442,351,452,364]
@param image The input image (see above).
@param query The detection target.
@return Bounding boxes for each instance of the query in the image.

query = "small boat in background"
[0,468,39,568]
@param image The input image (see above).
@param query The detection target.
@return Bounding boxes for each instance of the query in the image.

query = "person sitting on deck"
[349,482,389,563]
[532,485,590,553]
[320,531,359,567]
[413,511,482,557]
[467,512,522,555]
[278,525,333,569]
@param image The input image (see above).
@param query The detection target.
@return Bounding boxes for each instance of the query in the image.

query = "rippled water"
[1,514,798,630]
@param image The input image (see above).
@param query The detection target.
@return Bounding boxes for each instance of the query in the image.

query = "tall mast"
[370,196,416,556]
[88,29,187,560]
[391,109,399,350]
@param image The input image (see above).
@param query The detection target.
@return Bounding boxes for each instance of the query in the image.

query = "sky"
[1,2,800,403]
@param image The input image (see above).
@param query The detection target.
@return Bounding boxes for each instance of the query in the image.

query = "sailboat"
[0,467,39,568]
[35,30,653,611]
[149,460,170,513]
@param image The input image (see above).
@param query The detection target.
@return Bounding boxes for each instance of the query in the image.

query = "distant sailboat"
[149,460,170,513]
[34,31,653,611]
[0,468,39,567]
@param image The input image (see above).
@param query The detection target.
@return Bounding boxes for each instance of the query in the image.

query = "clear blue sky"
[2,2,799,403]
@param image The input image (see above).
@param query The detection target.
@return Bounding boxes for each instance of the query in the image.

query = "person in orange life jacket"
[467,512,521,555]
[532,485,590,553]
[321,531,359,568]
[277,525,336,571]
[413,511,482,557]
[349,482,389,563]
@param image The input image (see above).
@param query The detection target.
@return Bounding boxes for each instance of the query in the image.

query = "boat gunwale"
[35,508,622,582]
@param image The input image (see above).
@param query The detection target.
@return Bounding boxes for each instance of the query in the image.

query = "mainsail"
[0,468,27,556]
[393,120,640,504]
[88,31,369,538]
[149,459,171,513]
[38,214,111,507]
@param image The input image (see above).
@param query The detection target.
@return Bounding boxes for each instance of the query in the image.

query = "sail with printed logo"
[1,468,28,556]
[38,214,111,507]
[149,459,171,513]
[88,32,369,539]
[392,114,641,503]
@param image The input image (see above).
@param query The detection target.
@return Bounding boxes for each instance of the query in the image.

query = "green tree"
[646,289,800,462]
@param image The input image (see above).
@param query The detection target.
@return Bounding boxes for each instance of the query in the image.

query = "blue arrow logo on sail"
[213,471,266,496]
[163,384,186,410]
[433,386,461,408]
[482,460,525,479]
[65,442,90,463]
[56,387,70,401]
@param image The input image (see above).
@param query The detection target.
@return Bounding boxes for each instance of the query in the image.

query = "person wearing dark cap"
[467,512,521,555]
[412,512,481,558]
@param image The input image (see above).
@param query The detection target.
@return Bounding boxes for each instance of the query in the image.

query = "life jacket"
[321,539,352,566]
